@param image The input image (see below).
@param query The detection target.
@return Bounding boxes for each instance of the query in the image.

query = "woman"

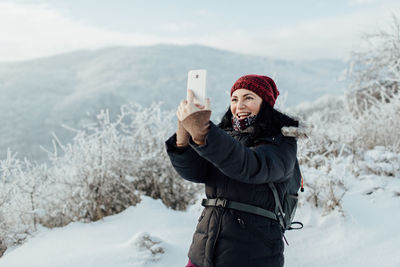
[165,74,299,267]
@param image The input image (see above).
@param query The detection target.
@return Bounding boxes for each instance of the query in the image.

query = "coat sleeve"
[189,122,297,184]
[165,133,210,183]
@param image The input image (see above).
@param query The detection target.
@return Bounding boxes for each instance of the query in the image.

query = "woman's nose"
[238,99,246,108]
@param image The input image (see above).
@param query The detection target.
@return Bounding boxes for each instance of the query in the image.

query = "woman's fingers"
[177,101,187,121]
[205,98,211,110]
[194,103,205,109]
[187,89,194,103]
[178,91,211,121]
[176,108,182,121]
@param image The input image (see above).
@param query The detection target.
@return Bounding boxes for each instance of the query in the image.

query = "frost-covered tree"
[344,14,400,152]
[0,150,39,254]
[285,15,400,213]
[38,103,199,226]
[347,15,400,105]
[0,102,200,255]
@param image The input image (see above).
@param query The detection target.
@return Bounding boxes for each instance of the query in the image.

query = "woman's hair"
[218,101,298,139]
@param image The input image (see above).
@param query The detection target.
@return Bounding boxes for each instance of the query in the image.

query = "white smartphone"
[187,69,207,105]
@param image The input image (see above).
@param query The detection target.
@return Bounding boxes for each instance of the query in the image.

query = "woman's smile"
[236,112,252,119]
[230,89,263,119]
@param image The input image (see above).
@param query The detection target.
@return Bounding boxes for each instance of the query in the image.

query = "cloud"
[160,22,195,33]
[348,0,377,6]
[202,4,399,60]
[0,2,170,61]
[0,1,399,62]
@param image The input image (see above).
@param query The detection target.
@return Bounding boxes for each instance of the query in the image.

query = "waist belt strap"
[201,198,277,221]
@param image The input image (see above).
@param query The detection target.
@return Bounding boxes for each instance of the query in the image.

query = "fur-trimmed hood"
[281,119,313,139]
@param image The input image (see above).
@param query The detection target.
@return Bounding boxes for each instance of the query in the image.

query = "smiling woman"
[231,89,263,119]
[229,75,278,132]
[166,74,300,267]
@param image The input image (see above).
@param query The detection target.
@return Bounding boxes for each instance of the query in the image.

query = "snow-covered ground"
[1,170,400,267]
[286,175,400,267]
[2,15,400,266]
[0,196,201,267]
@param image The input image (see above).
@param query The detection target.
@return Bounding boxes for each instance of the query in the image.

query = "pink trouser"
[185,259,198,267]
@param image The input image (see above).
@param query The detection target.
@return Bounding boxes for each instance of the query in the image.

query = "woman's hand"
[177,90,210,121]
[176,120,190,147]
[177,90,211,145]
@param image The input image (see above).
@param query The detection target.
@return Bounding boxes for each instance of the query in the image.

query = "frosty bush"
[345,15,400,152]
[39,103,199,226]
[295,15,400,160]
[292,90,400,212]
[132,232,165,262]
[289,92,400,212]
[347,15,400,105]
[0,102,200,254]
[354,146,400,177]
[0,150,43,253]
[289,16,400,213]
[115,104,200,210]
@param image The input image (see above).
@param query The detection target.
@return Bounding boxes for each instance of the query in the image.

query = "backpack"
[202,158,305,233]
[268,159,304,232]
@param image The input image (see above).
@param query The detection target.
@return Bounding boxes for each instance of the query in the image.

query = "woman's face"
[230,89,263,119]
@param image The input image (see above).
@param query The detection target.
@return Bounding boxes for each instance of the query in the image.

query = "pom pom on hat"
[230,74,280,107]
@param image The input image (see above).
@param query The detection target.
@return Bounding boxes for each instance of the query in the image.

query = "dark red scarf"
[231,115,257,132]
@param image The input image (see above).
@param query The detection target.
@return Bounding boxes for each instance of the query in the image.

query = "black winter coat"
[165,122,297,267]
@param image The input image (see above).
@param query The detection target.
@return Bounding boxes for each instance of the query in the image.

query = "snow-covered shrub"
[297,156,349,215]
[344,90,400,153]
[294,15,400,159]
[0,239,5,257]
[344,15,400,152]
[0,150,41,253]
[116,103,200,210]
[38,108,142,225]
[290,90,400,210]
[346,15,400,105]
[289,16,400,213]
[38,103,199,227]
[0,102,200,254]
[283,99,348,212]
[290,90,400,212]
[131,232,165,262]
[354,146,400,177]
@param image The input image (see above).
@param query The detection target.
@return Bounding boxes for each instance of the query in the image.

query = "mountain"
[0,44,347,162]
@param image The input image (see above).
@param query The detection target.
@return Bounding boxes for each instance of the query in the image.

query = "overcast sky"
[0,0,399,62]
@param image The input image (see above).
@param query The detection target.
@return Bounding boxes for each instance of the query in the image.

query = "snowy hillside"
[1,90,399,266]
[1,172,399,267]
[0,44,346,162]
[2,14,400,267]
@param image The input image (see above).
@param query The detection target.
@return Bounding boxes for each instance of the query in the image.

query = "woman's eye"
[246,97,253,100]
[231,98,238,102]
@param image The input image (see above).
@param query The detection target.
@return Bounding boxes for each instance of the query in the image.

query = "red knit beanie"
[230,74,280,107]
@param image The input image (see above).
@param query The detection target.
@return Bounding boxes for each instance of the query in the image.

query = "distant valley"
[0,44,347,162]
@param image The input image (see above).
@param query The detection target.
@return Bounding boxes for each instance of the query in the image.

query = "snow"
[0,196,202,267]
[286,178,400,267]
[1,171,400,267]
[2,15,400,266]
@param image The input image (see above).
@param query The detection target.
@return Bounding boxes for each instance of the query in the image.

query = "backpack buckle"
[215,198,228,207]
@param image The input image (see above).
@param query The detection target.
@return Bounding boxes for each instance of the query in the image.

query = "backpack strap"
[268,183,286,230]
[201,198,278,221]
[268,183,304,232]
